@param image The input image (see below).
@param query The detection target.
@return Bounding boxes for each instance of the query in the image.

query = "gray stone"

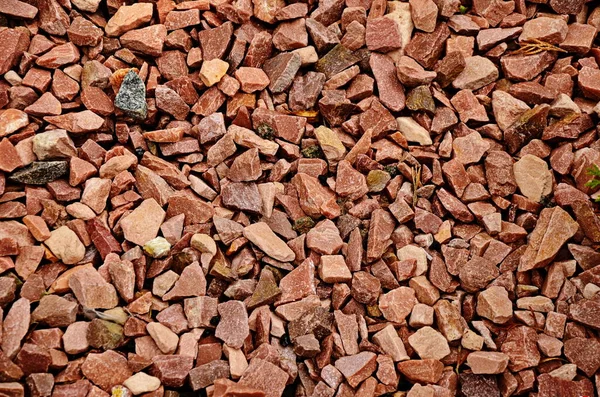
[115,71,147,121]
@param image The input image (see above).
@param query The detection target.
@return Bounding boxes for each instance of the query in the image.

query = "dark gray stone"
[115,70,147,121]
[9,161,68,184]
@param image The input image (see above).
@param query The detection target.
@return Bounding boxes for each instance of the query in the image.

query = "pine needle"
[512,39,568,56]
[412,165,421,207]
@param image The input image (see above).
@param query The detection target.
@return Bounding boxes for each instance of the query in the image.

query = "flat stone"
[366,17,402,52]
[501,51,556,82]
[63,322,90,355]
[163,262,206,300]
[372,324,409,361]
[263,52,302,94]
[501,326,540,372]
[238,358,289,397]
[467,352,509,374]
[519,207,579,272]
[477,286,512,323]
[198,22,233,61]
[459,256,499,292]
[334,352,377,388]
[123,372,161,395]
[0,109,28,138]
[492,90,529,131]
[81,351,132,391]
[45,226,85,265]
[44,111,104,134]
[537,373,594,397]
[307,219,343,255]
[2,297,30,359]
[293,333,321,358]
[155,85,189,120]
[453,131,490,165]
[36,43,80,69]
[569,299,600,330]
[147,322,178,354]
[396,56,437,87]
[379,287,417,323]
[460,373,500,397]
[105,3,154,36]
[404,23,450,69]
[0,0,38,19]
[215,301,249,349]
[121,199,166,246]
[319,255,351,283]
[397,359,444,384]
[513,154,552,202]
[519,17,567,45]
[0,139,22,173]
[243,222,295,262]
[69,266,118,309]
[370,53,405,112]
[408,326,450,360]
[150,355,193,388]
[410,0,438,32]
[563,337,600,377]
[189,360,230,390]
[396,117,432,145]
[31,294,77,327]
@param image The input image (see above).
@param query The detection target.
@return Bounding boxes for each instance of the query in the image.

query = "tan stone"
[408,326,450,360]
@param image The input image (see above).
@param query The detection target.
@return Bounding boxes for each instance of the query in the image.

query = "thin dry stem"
[512,39,568,56]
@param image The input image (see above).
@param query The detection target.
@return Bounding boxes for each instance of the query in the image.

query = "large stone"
[123,372,161,395]
[243,222,295,262]
[467,352,509,374]
[452,56,498,90]
[115,70,147,121]
[408,327,450,360]
[2,298,30,359]
[477,286,512,324]
[519,207,579,271]
[121,199,166,246]
[81,351,132,391]
[215,301,249,349]
[31,295,77,327]
[69,267,118,309]
[45,226,85,265]
[563,337,600,377]
[334,352,377,388]
[105,3,154,36]
[513,154,552,202]
[500,326,540,372]
[379,287,417,323]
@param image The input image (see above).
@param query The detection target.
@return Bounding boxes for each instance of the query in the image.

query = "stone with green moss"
[87,318,124,350]
[406,85,435,114]
[247,268,281,309]
[293,216,316,234]
[383,165,399,178]
[367,170,391,192]
[301,145,323,159]
[209,261,237,281]
[256,123,275,140]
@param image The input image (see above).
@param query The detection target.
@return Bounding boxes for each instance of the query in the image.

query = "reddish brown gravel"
[0,0,599,396]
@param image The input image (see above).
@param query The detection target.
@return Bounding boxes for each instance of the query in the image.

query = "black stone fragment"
[9,161,68,185]
[114,70,147,121]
